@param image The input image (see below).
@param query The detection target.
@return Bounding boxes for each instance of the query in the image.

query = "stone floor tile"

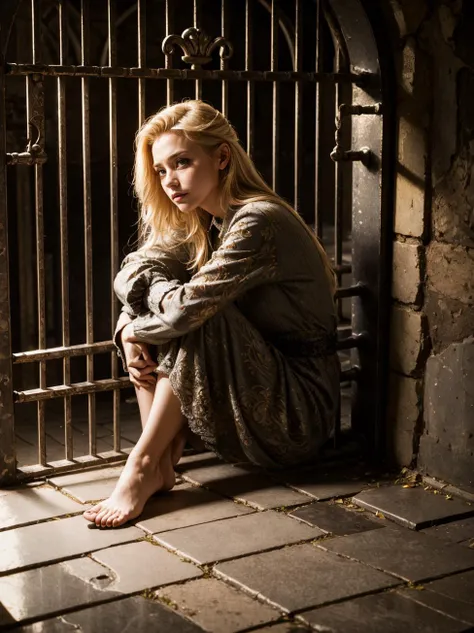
[251,624,310,633]
[289,502,385,535]
[156,577,281,632]
[17,618,79,632]
[17,596,205,633]
[48,466,124,503]
[215,543,398,612]
[353,485,474,530]
[398,569,474,626]
[0,514,143,573]
[176,451,223,471]
[136,483,253,533]
[14,436,39,468]
[182,463,310,509]
[319,526,474,582]
[298,590,469,633]
[421,517,474,545]
[398,587,474,627]
[0,486,84,530]
[0,557,119,627]
[92,540,202,593]
[278,469,368,501]
[154,510,321,564]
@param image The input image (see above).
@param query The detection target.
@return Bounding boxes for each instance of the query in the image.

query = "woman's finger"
[137,344,157,367]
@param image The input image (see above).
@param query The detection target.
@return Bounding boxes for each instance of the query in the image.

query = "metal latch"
[6,122,47,166]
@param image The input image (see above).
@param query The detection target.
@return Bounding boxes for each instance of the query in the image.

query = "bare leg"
[83,374,185,528]
[135,377,187,467]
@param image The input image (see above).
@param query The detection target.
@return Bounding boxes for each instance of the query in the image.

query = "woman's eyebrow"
[153,151,187,169]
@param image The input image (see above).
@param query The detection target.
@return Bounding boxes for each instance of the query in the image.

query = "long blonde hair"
[134,100,336,296]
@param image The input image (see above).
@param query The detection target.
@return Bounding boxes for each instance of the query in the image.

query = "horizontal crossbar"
[6,63,370,84]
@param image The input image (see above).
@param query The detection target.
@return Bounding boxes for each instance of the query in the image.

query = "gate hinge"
[330,102,383,167]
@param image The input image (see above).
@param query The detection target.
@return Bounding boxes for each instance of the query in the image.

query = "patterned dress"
[114,201,340,468]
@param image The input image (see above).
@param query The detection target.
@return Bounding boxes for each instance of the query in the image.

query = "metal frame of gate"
[0,0,390,484]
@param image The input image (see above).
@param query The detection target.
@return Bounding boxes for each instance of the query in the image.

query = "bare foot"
[83,451,174,528]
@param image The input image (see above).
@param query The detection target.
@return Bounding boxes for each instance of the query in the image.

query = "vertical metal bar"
[81,0,96,456]
[221,0,229,118]
[314,0,324,238]
[30,0,47,465]
[271,0,279,191]
[245,0,254,155]
[294,0,303,212]
[0,47,16,483]
[58,0,72,461]
[137,0,146,128]
[165,0,174,105]
[193,0,202,100]
[108,0,121,452]
[334,48,344,320]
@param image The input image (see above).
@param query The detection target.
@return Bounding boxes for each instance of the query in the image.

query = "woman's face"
[151,132,229,216]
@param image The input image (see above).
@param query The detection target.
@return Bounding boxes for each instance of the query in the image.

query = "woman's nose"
[164,170,178,188]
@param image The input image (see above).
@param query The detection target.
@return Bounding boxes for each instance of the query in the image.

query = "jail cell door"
[0,0,388,483]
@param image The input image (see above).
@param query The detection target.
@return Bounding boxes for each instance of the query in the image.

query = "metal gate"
[0,0,389,484]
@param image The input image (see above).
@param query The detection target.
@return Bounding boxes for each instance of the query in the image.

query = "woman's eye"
[158,169,166,177]
[176,157,190,168]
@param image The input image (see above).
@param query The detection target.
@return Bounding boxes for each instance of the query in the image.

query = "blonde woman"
[83,100,340,528]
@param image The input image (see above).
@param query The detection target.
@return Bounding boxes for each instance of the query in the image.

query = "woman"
[83,100,340,528]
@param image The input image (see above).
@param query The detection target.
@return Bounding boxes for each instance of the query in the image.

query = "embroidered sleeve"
[112,246,191,368]
[131,207,278,344]
[113,246,191,316]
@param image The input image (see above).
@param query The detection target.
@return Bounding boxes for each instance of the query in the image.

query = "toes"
[94,508,110,526]
[106,511,120,528]
[83,504,103,521]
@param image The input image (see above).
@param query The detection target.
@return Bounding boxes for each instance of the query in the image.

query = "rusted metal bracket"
[331,102,383,167]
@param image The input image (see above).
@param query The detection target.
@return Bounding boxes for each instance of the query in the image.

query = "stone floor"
[1,451,474,632]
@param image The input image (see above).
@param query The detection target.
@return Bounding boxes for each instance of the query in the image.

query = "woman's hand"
[121,323,157,389]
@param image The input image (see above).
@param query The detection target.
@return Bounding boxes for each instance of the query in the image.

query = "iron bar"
[334,283,364,300]
[30,0,46,466]
[165,0,174,105]
[137,0,146,127]
[334,47,344,322]
[294,0,303,211]
[108,0,121,452]
[271,0,279,191]
[336,334,365,351]
[0,44,15,484]
[193,0,202,99]
[82,0,96,455]
[221,0,229,117]
[13,341,116,364]
[17,451,131,482]
[245,0,254,155]
[14,378,131,403]
[6,64,364,84]
[314,0,323,238]
[58,0,72,460]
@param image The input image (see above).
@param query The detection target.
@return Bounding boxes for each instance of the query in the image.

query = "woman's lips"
[172,193,188,202]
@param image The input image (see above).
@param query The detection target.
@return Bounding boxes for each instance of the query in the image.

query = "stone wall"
[386,0,474,492]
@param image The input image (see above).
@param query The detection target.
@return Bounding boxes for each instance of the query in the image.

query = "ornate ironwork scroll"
[162,26,233,69]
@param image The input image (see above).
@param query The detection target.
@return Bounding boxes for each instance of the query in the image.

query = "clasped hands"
[121,318,158,389]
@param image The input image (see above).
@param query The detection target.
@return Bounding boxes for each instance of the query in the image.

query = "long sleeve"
[113,246,191,316]
[131,206,279,344]
[112,245,191,368]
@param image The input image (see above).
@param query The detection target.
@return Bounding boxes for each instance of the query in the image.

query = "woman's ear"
[217,143,230,170]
